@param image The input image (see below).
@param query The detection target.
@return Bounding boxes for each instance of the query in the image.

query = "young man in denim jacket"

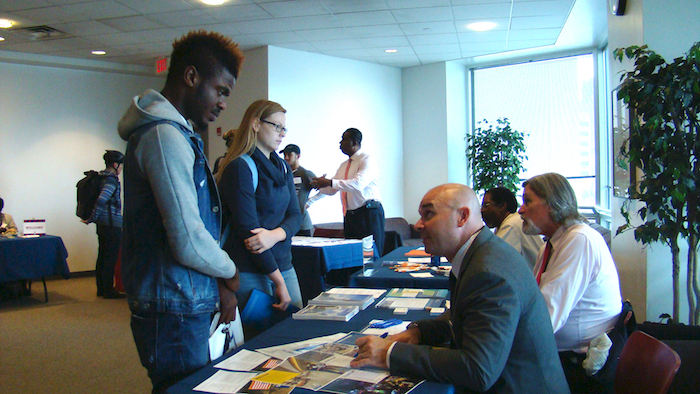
[118,31,244,392]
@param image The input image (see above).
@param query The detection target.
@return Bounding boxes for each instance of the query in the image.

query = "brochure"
[386,288,449,299]
[292,305,359,321]
[375,297,444,310]
[308,292,375,310]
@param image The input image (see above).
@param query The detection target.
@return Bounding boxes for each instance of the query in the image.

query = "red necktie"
[341,158,352,216]
[536,241,553,285]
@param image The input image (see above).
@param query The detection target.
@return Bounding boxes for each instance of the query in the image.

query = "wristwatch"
[406,321,421,331]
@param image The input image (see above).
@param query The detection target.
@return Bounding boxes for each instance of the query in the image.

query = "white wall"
[402,62,469,224]
[0,56,162,272]
[211,45,404,226]
[267,46,404,225]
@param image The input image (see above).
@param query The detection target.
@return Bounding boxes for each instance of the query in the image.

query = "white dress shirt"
[495,212,544,270]
[320,150,381,210]
[534,222,622,352]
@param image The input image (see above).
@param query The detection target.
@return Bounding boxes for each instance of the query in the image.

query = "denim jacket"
[119,90,236,314]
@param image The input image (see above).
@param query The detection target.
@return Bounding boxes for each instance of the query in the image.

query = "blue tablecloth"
[348,246,450,289]
[291,237,363,304]
[0,235,70,283]
[165,303,454,394]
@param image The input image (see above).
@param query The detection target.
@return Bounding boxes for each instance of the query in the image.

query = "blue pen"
[380,332,389,338]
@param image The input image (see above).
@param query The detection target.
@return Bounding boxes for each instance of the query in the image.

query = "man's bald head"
[416,183,484,261]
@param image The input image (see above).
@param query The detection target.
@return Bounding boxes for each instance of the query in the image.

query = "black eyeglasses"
[261,119,288,135]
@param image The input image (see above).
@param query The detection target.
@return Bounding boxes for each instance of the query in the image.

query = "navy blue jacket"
[219,148,301,275]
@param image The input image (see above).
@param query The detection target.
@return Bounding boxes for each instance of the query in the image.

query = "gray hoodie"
[118,89,235,286]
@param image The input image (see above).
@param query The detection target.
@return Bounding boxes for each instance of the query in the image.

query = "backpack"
[76,170,105,221]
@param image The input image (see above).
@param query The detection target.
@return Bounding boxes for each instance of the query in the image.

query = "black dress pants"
[344,201,385,256]
[96,224,121,294]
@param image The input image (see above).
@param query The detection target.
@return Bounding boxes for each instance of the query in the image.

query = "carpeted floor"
[0,275,152,393]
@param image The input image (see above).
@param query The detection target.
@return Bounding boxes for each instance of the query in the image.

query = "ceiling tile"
[148,9,219,28]
[458,30,508,43]
[258,0,329,18]
[113,0,195,15]
[52,20,121,36]
[386,0,451,9]
[508,28,560,41]
[62,1,139,20]
[277,14,343,31]
[97,15,164,32]
[0,0,53,12]
[454,17,510,32]
[320,0,389,13]
[407,33,458,46]
[391,6,453,24]
[412,42,460,55]
[205,3,272,23]
[246,31,305,45]
[295,27,351,41]
[400,21,456,35]
[333,10,397,27]
[452,3,512,20]
[355,36,411,48]
[313,38,363,51]
[344,24,404,39]
[511,15,567,29]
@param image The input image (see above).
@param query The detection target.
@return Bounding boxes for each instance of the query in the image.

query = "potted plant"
[615,42,700,324]
[465,118,527,194]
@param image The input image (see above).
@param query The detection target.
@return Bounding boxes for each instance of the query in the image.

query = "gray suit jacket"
[390,229,569,393]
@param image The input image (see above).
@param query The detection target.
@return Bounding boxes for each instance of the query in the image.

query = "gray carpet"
[0,276,152,393]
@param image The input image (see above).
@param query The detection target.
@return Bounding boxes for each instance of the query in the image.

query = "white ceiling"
[0,0,608,69]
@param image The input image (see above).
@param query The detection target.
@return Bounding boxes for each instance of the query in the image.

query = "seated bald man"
[351,183,569,394]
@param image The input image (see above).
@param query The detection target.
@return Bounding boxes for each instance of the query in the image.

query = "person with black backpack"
[86,150,125,299]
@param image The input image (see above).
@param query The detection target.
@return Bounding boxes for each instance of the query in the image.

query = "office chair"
[614,330,681,394]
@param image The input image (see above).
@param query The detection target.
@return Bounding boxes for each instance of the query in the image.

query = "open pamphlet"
[195,333,424,394]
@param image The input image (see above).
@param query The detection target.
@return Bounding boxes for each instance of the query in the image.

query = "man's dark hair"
[166,30,245,86]
[345,128,362,145]
[485,187,518,213]
[0,197,4,212]
[104,150,124,166]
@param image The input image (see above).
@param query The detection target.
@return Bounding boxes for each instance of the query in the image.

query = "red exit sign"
[155,57,168,74]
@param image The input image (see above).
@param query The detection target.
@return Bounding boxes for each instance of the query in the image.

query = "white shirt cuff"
[385,341,397,369]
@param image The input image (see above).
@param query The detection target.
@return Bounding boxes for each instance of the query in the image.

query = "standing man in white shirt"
[518,172,622,393]
[311,128,385,255]
[481,187,544,269]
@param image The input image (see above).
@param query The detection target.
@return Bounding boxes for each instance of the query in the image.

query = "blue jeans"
[237,267,303,311]
[130,311,210,393]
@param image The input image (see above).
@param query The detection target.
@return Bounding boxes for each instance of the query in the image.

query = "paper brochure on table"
[292,236,362,246]
[410,272,434,278]
[214,349,272,371]
[321,371,423,394]
[193,370,258,393]
[325,288,387,299]
[361,320,411,337]
[255,332,348,360]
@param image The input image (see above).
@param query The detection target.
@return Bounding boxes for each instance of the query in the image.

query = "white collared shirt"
[320,150,381,210]
[533,223,622,352]
[495,212,544,270]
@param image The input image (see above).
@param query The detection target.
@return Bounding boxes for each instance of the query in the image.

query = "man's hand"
[217,279,238,323]
[310,175,332,189]
[350,336,394,369]
[245,228,282,254]
[389,326,421,345]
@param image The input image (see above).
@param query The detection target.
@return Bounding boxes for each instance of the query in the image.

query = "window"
[472,54,598,208]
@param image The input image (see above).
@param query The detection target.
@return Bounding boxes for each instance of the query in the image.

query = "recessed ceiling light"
[467,22,497,32]
[385,49,398,53]
[0,19,14,29]
[92,50,106,55]
[0,37,4,41]
[201,0,226,5]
